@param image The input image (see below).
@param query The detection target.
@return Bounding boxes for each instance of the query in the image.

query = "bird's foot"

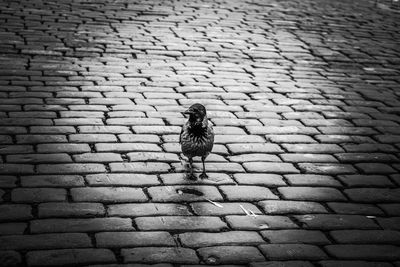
[199,172,208,179]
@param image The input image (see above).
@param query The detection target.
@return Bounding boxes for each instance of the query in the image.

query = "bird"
[180,103,214,180]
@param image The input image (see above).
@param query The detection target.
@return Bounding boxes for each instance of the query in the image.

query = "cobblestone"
[261,230,330,245]
[38,203,105,218]
[259,244,328,260]
[121,247,198,264]
[96,232,175,248]
[26,248,116,266]
[0,233,91,250]
[178,231,264,247]
[325,245,400,260]
[197,246,265,264]
[1,0,400,265]
[135,216,228,232]
[71,187,148,203]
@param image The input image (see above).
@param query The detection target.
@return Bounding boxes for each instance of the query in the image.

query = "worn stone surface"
[0,0,399,265]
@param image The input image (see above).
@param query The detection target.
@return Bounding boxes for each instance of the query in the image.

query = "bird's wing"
[207,124,214,151]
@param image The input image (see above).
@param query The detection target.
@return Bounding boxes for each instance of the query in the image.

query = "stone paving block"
[250,262,314,267]
[132,126,181,134]
[86,173,159,186]
[356,163,397,174]
[379,204,400,216]
[227,143,283,154]
[96,143,161,152]
[298,163,357,175]
[11,188,67,203]
[20,175,84,187]
[79,125,131,133]
[319,261,393,267]
[318,126,378,135]
[0,175,17,188]
[191,202,261,216]
[259,200,328,214]
[7,153,73,163]
[0,204,32,222]
[55,118,104,125]
[0,163,34,174]
[229,153,281,163]
[243,162,300,174]
[30,218,133,233]
[325,245,400,260]
[337,175,394,187]
[38,203,105,218]
[96,232,175,247]
[0,233,91,250]
[148,185,223,202]
[26,249,116,266]
[30,126,76,134]
[314,135,375,144]
[0,145,33,154]
[73,153,123,162]
[280,153,338,163]
[0,251,22,267]
[233,173,286,186]
[197,246,265,264]
[261,230,330,245]
[246,126,319,135]
[160,173,235,185]
[342,144,398,153]
[108,203,191,217]
[215,135,265,143]
[37,163,106,174]
[119,134,160,143]
[282,144,344,153]
[219,185,278,201]
[330,230,400,244]
[135,216,228,231]
[260,119,302,126]
[259,244,328,260]
[279,187,346,201]
[335,153,398,163]
[0,222,27,235]
[0,126,26,134]
[284,174,341,187]
[109,162,170,173]
[377,217,400,230]
[121,247,199,264]
[327,202,384,216]
[345,188,400,203]
[71,187,148,203]
[266,135,317,143]
[0,118,51,126]
[127,152,179,162]
[225,215,298,230]
[178,231,265,247]
[294,214,379,230]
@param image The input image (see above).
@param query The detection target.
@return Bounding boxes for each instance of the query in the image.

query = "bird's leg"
[199,156,208,179]
[187,157,196,180]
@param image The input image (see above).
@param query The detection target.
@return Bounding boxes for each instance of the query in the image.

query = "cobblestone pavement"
[0,0,400,266]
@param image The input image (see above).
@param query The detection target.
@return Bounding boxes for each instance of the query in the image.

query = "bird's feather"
[180,120,214,158]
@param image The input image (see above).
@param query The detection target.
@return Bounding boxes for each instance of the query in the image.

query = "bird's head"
[183,103,207,127]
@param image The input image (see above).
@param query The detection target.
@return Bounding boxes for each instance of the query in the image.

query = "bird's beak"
[183,109,194,115]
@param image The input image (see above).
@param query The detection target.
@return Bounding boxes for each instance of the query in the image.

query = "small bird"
[180,103,214,180]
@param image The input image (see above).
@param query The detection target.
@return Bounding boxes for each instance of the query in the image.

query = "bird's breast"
[180,127,213,158]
